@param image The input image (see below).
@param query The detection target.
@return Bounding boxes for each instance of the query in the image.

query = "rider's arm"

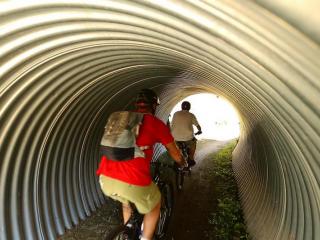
[165,142,187,167]
[195,125,202,135]
[192,114,202,135]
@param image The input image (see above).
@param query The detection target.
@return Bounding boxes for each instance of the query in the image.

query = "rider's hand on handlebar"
[178,158,188,170]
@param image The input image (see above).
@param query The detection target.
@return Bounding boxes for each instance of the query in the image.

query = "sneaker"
[183,166,190,172]
[188,159,196,167]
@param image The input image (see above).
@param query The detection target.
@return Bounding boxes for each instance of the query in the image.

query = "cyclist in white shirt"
[170,101,202,166]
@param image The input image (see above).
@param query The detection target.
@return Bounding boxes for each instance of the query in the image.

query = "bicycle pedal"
[121,226,135,240]
[119,232,130,240]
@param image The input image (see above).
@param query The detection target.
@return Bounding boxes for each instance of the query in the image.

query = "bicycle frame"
[176,141,190,162]
[175,141,192,191]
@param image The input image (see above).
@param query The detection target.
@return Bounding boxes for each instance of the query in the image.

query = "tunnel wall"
[0,1,319,239]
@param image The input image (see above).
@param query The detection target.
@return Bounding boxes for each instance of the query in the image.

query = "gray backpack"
[100,111,147,161]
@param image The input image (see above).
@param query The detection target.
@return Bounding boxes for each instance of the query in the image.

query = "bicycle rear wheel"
[154,183,173,239]
[176,169,184,191]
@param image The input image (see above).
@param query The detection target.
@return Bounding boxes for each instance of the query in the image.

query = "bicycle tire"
[106,225,138,240]
[176,168,184,191]
[155,183,173,239]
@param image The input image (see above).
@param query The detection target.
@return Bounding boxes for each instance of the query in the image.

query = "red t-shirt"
[96,114,174,186]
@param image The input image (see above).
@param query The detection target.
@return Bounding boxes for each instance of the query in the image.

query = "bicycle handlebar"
[195,130,202,135]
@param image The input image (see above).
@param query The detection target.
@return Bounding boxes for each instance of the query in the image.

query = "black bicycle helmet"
[181,101,191,110]
[135,88,160,106]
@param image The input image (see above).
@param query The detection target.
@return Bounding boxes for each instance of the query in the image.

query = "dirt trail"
[169,140,229,240]
[59,140,230,240]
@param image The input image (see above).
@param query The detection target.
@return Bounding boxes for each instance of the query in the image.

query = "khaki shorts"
[176,138,196,150]
[99,175,161,214]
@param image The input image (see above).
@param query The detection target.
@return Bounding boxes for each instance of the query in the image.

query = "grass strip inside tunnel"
[209,140,250,240]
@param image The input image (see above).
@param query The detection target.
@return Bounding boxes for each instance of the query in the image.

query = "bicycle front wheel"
[106,225,138,240]
[155,183,173,239]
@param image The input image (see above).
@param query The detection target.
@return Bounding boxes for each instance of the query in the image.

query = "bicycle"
[175,131,201,191]
[175,141,192,191]
[106,162,174,240]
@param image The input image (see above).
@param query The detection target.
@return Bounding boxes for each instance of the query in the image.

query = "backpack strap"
[100,145,134,161]
[139,146,151,151]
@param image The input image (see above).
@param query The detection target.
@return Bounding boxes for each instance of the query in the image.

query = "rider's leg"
[122,203,132,223]
[189,140,197,161]
[99,176,133,224]
[141,200,161,239]
[140,237,150,240]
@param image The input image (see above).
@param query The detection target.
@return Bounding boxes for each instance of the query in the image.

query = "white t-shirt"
[170,110,200,141]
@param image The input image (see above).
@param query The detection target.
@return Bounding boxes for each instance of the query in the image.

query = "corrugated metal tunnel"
[0,1,319,239]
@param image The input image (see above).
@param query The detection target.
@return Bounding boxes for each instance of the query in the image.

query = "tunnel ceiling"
[0,1,320,240]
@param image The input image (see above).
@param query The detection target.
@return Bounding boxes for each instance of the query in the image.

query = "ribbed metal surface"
[0,1,319,239]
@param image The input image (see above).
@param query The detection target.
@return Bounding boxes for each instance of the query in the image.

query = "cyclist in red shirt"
[97,89,186,240]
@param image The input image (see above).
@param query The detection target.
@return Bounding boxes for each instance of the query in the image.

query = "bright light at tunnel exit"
[169,93,240,141]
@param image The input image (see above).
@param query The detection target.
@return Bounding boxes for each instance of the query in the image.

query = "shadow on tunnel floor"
[57,198,122,240]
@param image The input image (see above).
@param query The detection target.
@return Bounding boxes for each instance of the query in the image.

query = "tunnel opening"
[168,93,240,141]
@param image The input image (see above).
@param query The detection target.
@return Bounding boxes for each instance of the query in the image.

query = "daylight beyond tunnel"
[0,1,320,240]
[169,93,240,141]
